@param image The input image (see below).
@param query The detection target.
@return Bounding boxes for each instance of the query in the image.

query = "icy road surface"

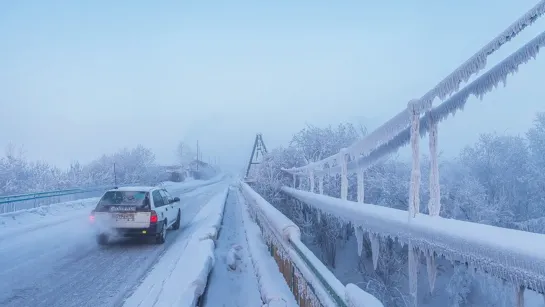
[0,181,228,307]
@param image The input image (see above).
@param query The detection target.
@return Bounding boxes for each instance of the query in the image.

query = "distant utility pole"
[196,140,199,171]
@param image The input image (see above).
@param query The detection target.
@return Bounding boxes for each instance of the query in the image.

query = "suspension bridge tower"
[244,133,268,183]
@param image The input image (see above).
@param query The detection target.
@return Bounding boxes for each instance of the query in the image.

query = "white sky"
[1,0,545,172]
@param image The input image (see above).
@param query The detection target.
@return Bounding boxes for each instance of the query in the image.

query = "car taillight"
[150,210,158,223]
[89,210,95,222]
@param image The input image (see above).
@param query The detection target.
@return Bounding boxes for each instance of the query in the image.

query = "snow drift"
[122,187,229,307]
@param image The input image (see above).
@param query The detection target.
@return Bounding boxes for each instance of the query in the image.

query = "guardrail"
[0,186,114,214]
[240,182,383,307]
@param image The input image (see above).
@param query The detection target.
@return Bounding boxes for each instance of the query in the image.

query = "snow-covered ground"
[123,186,230,307]
[0,180,228,307]
[201,187,262,307]
[0,197,100,240]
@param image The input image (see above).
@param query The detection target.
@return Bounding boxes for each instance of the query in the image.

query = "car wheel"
[155,220,167,244]
[172,210,181,230]
[97,233,109,245]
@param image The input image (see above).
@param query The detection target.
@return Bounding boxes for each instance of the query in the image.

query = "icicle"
[408,100,421,219]
[516,285,525,307]
[354,225,364,257]
[318,175,324,194]
[408,242,419,307]
[425,249,437,293]
[297,176,303,189]
[357,169,365,203]
[340,149,348,200]
[369,233,380,270]
[293,174,296,188]
[428,112,441,216]
[316,210,321,222]
[309,170,315,193]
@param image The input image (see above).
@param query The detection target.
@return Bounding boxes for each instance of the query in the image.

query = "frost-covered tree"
[252,113,545,307]
[0,144,160,196]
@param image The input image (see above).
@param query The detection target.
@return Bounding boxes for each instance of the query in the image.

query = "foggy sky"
[1,0,545,172]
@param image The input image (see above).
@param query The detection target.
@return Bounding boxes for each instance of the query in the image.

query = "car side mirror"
[172,197,180,203]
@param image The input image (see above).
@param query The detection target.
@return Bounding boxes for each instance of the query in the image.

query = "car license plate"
[115,213,135,222]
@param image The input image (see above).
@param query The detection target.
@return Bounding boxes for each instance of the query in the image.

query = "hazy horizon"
[2,0,545,172]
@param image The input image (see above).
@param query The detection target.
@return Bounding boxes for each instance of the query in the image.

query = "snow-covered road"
[0,182,228,307]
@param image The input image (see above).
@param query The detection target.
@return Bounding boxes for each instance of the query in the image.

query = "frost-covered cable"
[329,28,545,177]
[408,243,419,307]
[415,0,545,113]
[282,1,545,177]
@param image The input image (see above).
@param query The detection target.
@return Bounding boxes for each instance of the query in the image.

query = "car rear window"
[96,191,148,209]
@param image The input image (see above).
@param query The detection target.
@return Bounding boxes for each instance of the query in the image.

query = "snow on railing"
[282,0,545,178]
[240,182,384,307]
[282,187,545,295]
[278,2,545,306]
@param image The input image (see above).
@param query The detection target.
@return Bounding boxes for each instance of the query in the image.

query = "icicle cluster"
[308,170,315,193]
[428,113,441,217]
[340,149,348,200]
[408,243,419,307]
[516,285,525,307]
[357,170,364,203]
[408,101,421,219]
[318,175,324,195]
[354,225,364,257]
[425,249,437,293]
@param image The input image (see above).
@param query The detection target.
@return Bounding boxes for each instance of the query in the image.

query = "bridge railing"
[278,1,545,306]
[239,181,384,307]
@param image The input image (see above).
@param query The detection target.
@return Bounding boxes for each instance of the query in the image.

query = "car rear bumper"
[101,223,164,237]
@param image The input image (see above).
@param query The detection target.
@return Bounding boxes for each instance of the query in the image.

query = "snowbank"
[345,284,384,307]
[242,182,383,307]
[0,197,99,240]
[237,188,298,307]
[240,182,300,241]
[123,188,229,307]
[282,186,545,294]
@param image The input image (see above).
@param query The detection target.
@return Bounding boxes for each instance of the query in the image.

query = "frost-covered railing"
[279,1,545,306]
[240,182,383,307]
[282,187,545,299]
[282,0,545,179]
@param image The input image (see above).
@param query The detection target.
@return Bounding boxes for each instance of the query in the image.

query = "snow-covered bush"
[0,144,160,196]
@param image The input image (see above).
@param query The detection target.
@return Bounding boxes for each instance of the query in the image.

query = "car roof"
[107,186,158,193]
